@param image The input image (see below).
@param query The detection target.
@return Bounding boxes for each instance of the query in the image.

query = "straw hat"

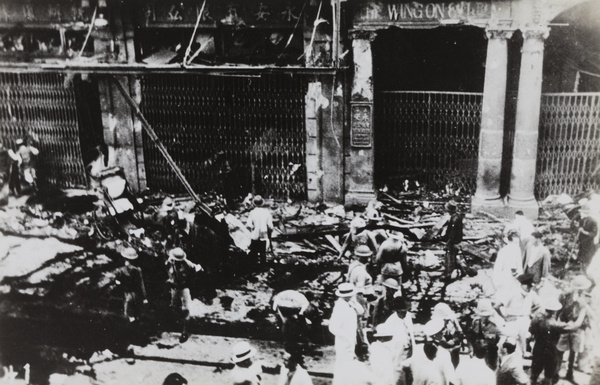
[382,277,400,290]
[540,297,562,312]
[571,275,592,291]
[424,318,445,336]
[354,245,373,259]
[168,247,187,260]
[432,303,455,320]
[253,195,264,207]
[373,323,394,338]
[120,247,139,260]
[335,282,356,298]
[231,341,256,363]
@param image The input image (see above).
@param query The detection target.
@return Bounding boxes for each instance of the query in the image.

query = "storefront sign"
[354,1,491,24]
[351,103,372,148]
[0,1,92,24]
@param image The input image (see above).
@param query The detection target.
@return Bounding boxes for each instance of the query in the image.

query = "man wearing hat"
[230,341,263,385]
[114,247,148,323]
[494,273,541,354]
[329,282,362,385]
[401,318,453,385]
[576,205,598,270]
[338,216,378,260]
[371,278,401,327]
[530,297,580,385]
[246,195,274,264]
[442,200,463,281]
[381,297,415,375]
[497,337,529,385]
[524,231,552,287]
[468,298,506,370]
[166,247,203,343]
[374,232,409,286]
[369,323,397,385]
[557,275,592,383]
[347,244,375,327]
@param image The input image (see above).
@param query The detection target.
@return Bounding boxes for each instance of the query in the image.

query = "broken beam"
[110,76,211,216]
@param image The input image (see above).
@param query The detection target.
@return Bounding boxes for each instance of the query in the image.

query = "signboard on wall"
[0,1,92,24]
[353,0,492,25]
[351,103,373,148]
[138,0,311,27]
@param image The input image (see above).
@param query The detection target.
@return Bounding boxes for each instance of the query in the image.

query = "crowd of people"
[320,203,599,385]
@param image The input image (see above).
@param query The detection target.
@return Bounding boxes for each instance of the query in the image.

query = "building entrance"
[373,26,486,193]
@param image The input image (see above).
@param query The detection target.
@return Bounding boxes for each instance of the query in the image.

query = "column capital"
[349,29,377,42]
[485,29,514,40]
[522,27,550,41]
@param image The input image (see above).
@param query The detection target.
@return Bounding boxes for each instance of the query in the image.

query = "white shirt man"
[329,283,362,385]
[492,230,523,291]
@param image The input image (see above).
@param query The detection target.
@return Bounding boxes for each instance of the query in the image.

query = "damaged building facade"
[0,0,599,218]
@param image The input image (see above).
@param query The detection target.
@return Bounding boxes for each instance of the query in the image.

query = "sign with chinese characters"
[351,103,372,148]
[0,1,92,24]
[140,0,305,26]
[354,0,491,24]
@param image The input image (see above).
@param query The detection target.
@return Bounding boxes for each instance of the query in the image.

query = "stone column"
[507,27,550,219]
[472,28,513,216]
[345,30,376,206]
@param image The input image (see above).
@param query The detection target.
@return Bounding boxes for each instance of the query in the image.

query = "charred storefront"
[345,0,600,218]
[0,0,599,217]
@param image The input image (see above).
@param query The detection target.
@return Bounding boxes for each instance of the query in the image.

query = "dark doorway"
[373,26,487,192]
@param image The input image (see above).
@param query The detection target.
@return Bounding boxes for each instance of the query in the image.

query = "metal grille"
[536,92,600,198]
[376,91,482,192]
[0,72,87,188]
[140,74,307,200]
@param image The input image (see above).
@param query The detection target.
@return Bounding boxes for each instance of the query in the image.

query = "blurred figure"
[576,205,598,270]
[455,341,495,385]
[493,229,523,292]
[374,232,408,286]
[230,341,263,385]
[277,351,313,385]
[272,290,319,353]
[529,297,580,385]
[339,216,378,259]
[557,275,592,383]
[494,273,540,354]
[114,247,148,323]
[163,373,187,385]
[0,141,18,205]
[523,232,551,287]
[166,247,203,343]
[431,303,463,369]
[442,201,463,281]
[507,210,535,254]
[246,195,274,264]
[15,137,39,192]
[329,283,362,385]
[347,245,375,327]
[382,297,414,376]
[371,278,401,327]
[497,337,529,385]
[369,323,397,385]
[467,298,505,370]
